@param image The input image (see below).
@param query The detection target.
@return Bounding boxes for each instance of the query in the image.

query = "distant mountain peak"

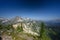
[14,16,22,20]
[0,17,8,23]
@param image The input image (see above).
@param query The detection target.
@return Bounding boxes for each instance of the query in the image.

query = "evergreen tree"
[39,22,51,40]
[39,22,45,40]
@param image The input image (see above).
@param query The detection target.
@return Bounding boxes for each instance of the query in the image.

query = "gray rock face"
[0,16,41,36]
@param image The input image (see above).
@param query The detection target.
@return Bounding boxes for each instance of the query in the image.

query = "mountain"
[45,19,60,27]
[0,16,33,25]
[0,16,41,36]
[1,16,21,25]
[8,16,23,23]
[0,17,8,23]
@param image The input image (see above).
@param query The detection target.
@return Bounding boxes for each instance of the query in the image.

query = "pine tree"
[39,22,51,40]
[39,22,45,40]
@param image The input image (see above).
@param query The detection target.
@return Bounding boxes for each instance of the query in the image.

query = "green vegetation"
[16,25,23,32]
[39,22,45,39]
[0,21,59,40]
[37,22,51,40]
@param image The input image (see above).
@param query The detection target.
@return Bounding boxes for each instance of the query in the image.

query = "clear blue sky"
[0,0,60,20]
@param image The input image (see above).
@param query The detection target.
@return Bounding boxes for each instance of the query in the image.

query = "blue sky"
[0,0,60,20]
